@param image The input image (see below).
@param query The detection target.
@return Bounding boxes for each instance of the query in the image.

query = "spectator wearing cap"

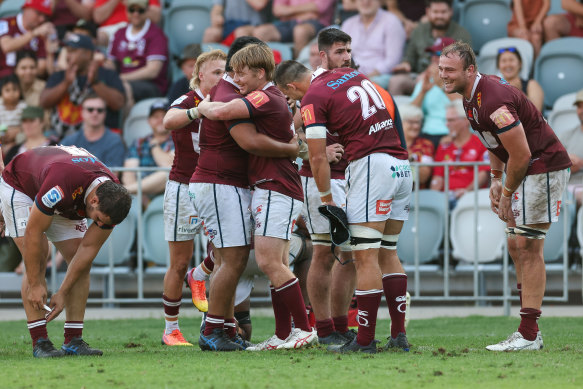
[106,0,168,107]
[389,0,471,96]
[40,32,125,139]
[3,106,58,165]
[0,0,56,78]
[557,89,583,207]
[60,92,126,167]
[203,0,271,46]
[341,0,406,90]
[410,36,461,147]
[122,99,174,198]
[166,43,201,105]
[55,19,105,71]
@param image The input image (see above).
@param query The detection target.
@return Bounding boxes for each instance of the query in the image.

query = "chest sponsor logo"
[499,78,510,86]
[477,92,482,108]
[326,70,360,90]
[71,157,98,163]
[369,118,393,135]
[490,105,514,129]
[246,91,270,108]
[301,104,316,126]
[72,186,84,200]
[376,199,392,215]
[41,186,64,209]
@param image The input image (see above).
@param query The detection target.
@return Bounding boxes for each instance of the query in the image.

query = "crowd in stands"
[1,0,583,272]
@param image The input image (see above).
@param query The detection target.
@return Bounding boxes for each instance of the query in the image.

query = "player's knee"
[310,233,331,247]
[349,225,382,250]
[380,234,398,250]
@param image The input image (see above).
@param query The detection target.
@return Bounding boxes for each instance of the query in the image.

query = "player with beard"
[274,60,411,354]
[438,41,571,351]
[188,37,299,352]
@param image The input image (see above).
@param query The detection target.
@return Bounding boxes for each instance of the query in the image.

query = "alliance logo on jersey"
[41,186,64,209]
[369,119,393,135]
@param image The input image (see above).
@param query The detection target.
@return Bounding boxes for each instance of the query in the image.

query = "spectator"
[106,0,168,106]
[342,0,406,90]
[0,0,56,78]
[122,99,173,198]
[14,50,46,108]
[252,0,336,57]
[56,19,104,71]
[557,89,583,207]
[60,93,126,167]
[52,0,94,40]
[389,0,471,96]
[166,44,202,106]
[430,100,490,208]
[410,37,460,146]
[203,0,271,45]
[401,104,433,188]
[0,74,27,129]
[385,0,427,38]
[3,106,57,165]
[40,33,125,138]
[507,0,550,58]
[496,47,544,112]
[93,0,161,47]
[543,0,583,42]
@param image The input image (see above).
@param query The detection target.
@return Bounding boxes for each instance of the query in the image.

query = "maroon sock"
[355,289,382,346]
[224,317,237,338]
[382,273,407,338]
[203,254,215,273]
[315,318,334,338]
[517,283,522,307]
[270,285,291,339]
[333,315,349,334]
[27,319,48,347]
[203,314,224,336]
[276,278,311,332]
[163,294,181,319]
[64,321,83,344]
[518,308,541,341]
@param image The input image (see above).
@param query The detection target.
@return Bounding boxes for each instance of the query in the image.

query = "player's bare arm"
[197,97,249,121]
[306,137,334,206]
[163,107,196,131]
[230,122,299,158]
[47,223,112,322]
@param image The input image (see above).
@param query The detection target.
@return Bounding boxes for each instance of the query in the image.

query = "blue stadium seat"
[266,42,293,62]
[0,0,24,19]
[534,37,583,109]
[450,189,506,263]
[164,0,211,58]
[478,38,534,80]
[544,191,576,262]
[458,0,513,53]
[548,0,565,15]
[201,43,229,54]
[397,190,447,264]
[142,195,169,267]
[123,97,164,148]
[548,92,578,138]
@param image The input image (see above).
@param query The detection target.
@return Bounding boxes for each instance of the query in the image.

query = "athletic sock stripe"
[64,323,84,329]
[355,289,383,296]
[205,317,225,324]
[382,273,407,278]
[275,278,298,292]
[164,314,179,319]
[27,320,47,329]
[163,300,182,307]
[224,323,236,328]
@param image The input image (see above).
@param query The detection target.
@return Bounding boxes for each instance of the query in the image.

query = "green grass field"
[0,315,581,388]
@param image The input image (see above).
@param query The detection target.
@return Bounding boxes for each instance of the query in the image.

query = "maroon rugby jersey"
[191,75,249,188]
[2,146,119,220]
[463,74,571,175]
[239,84,303,201]
[0,14,47,77]
[168,89,203,184]
[301,68,408,162]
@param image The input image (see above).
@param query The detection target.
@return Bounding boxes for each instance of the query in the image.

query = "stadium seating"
[0,0,24,19]
[266,42,294,62]
[478,37,534,80]
[397,190,447,264]
[548,0,566,14]
[164,0,212,58]
[392,95,412,111]
[201,43,229,54]
[544,191,576,262]
[458,0,513,53]
[450,189,506,263]
[142,195,169,267]
[548,92,578,137]
[123,97,164,148]
[534,37,583,109]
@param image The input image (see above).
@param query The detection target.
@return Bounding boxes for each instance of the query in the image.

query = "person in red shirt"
[439,41,572,351]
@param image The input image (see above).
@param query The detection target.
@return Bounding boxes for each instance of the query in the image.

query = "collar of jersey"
[125,19,151,42]
[466,72,482,102]
[223,73,240,89]
[311,67,327,83]
[16,13,26,34]
[262,82,274,90]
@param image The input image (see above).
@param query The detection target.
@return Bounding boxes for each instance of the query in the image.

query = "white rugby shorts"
[300,176,346,235]
[251,188,303,240]
[164,180,203,241]
[512,168,570,226]
[0,178,86,242]
[189,182,252,248]
[345,153,412,223]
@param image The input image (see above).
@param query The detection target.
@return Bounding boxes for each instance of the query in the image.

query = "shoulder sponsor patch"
[246,91,269,108]
[41,186,64,209]
[0,20,9,36]
[301,104,316,126]
[171,95,188,106]
[490,105,515,129]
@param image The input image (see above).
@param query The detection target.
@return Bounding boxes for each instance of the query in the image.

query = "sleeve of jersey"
[170,94,193,110]
[301,93,327,139]
[228,93,270,131]
[489,104,520,134]
[34,181,66,216]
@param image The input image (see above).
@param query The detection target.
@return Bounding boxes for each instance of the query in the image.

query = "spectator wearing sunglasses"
[496,46,544,112]
[544,0,583,43]
[507,0,549,58]
[60,93,126,168]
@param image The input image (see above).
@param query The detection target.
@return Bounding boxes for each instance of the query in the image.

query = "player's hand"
[326,143,344,164]
[286,95,296,115]
[497,193,513,223]
[391,62,411,74]
[27,284,47,312]
[489,179,502,214]
[530,22,542,34]
[289,134,301,158]
[46,292,65,322]
[32,22,54,38]
[87,58,104,85]
[197,95,211,116]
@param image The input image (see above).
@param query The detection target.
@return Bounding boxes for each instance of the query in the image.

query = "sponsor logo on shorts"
[189,215,199,225]
[72,186,84,200]
[178,225,198,234]
[390,164,411,178]
[376,199,392,215]
[246,91,270,108]
[556,200,561,217]
[75,223,87,233]
[204,226,217,240]
[17,217,28,229]
[41,186,64,208]
[255,205,262,215]
[369,118,393,135]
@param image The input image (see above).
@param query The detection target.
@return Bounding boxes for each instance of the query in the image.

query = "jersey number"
[347,80,386,120]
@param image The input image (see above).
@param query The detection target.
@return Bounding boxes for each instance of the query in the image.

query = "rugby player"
[0,146,132,357]
[438,41,572,351]
[159,49,227,346]
[274,61,412,353]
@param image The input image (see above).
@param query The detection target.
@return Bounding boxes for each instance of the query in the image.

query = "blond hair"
[229,43,275,81]
[189,49,227,90]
